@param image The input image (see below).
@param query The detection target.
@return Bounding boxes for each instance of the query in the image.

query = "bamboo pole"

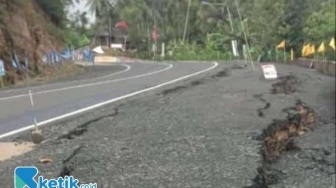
[183,0,192,43]
[24,57,38,131]
[0,76,4,88]
[322,51,326,73]
[234,0,255,70]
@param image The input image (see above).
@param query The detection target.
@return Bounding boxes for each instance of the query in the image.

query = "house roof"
[96,28,128,38]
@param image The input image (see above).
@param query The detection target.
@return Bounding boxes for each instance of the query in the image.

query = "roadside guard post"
[261,64,278,80]
[0,59,5,88]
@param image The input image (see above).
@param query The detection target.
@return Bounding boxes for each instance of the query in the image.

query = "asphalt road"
[0,61,334,188]
[0,61,217,137]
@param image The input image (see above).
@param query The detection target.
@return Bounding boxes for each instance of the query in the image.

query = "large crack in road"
[246,73,333,188]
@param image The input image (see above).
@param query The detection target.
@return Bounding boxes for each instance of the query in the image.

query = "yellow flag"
[302,44,310,57]
[305,44,312,56]
[276,40,286,49]
[329,37,335,50]
[310,44,315,54]
[302,44,306,57]
[317,42,325,53]
[291,48,294,60]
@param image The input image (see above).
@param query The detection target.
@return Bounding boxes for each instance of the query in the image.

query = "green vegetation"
[7,0,335,60]
[79,0,335,61]
[35,0,66,27]
[63,29,91,48]
[37,0,91,48]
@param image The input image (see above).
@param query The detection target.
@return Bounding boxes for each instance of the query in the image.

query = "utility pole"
[152,6,157,58]
[227,5,233,33]
[234,0,255,70]
[202,1,235,58]
[183,0,192,43]
[108,17,112,48]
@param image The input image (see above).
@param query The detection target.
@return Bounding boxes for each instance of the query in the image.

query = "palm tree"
[80,13,88,27]
[86,0,113,46]
[86,0,112,19]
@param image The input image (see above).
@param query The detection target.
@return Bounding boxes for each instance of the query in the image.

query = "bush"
[164,39,231,61]
[63,29,90,48]
[35,0,65,26]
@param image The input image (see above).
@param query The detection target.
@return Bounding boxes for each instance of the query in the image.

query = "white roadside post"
[161,43,165,59]
[231,40,239,58]
[243,45,248,65]
[0,59,5,88]
[24,57,43,144]
[202,1,243,62]
[152,43,157,60]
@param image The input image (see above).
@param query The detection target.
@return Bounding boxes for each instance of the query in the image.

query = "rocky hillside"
[0,0,66,85]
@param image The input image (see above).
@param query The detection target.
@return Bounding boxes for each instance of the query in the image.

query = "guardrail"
[296,58,335,76]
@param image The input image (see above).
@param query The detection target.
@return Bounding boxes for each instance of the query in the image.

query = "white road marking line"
[0,62,172,101]
[1,64,131,94]
[0,62,218,139]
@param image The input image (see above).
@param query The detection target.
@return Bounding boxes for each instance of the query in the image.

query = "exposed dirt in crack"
[262,100,318,162]
[231,63,248,70]
[246,100,319,188]
[59,145,84,177]
[161,86,189,96]
[57,108,120,177]
[257,103,271,118]
[58,108,119,140]
[254,94,271,118]
[190,80,203,86]
[214,68,231,77]
[271,75,300,94]
[246,164,285,188]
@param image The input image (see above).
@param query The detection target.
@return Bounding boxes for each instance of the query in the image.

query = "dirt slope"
[0,0,63,84]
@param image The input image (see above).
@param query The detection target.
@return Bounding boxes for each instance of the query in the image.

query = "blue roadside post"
[0,59,5,88]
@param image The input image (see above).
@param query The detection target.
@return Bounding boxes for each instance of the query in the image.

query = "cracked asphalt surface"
[0,61,213,135]
[0,61,335,188]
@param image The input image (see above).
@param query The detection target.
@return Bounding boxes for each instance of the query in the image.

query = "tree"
[303,0,336,42]
[35,0,67,27]
[86,0,112,19]
[74,0,335,59]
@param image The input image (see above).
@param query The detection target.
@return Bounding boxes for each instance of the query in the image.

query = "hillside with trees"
[88,0,335,60]
[0,0,335,85]
[0,0,89,85]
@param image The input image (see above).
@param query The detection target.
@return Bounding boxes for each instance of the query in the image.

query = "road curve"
[0,61,218,138]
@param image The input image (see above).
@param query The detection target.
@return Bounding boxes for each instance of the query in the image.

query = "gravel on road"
[0,61,334,188]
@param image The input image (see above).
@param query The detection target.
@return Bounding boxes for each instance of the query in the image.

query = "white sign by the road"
[161,43,165,57]
[243,44,248,60]
[0,59,5,76]
[231,40,239,57]
[110,44,124,51]
[92,46,104,54]
[261,64,278,79]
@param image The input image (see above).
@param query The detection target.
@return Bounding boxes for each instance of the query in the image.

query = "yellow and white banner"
[94,56,118,63]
